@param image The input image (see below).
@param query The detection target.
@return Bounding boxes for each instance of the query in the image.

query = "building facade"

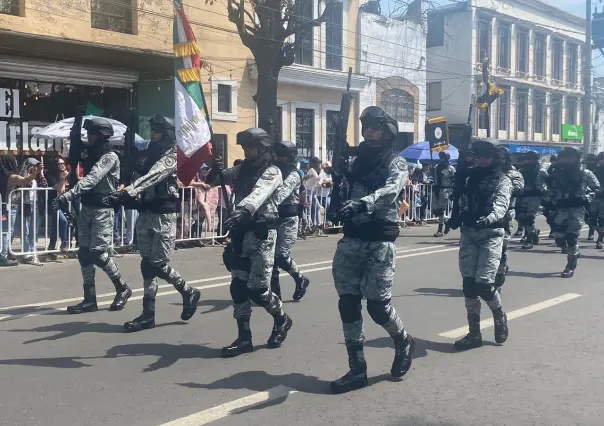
[358,5,426,150]
[426,0,586,156]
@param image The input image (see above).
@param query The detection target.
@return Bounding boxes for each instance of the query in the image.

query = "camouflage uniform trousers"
[332,236,406,345]
[231,229,284,320]
[137,212,190,312]
[497,210,515,276]
[78,205,123,299]
[271,216,304,296]
[553,207,585,258]
[432,191,451,225]
[516,197,542,237]
[459,227,504,316]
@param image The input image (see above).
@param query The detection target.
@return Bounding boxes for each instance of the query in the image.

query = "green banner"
[561,124,583,141]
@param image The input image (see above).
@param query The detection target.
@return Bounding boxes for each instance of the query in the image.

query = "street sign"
[426,116,449,152]
[561,124,584,141]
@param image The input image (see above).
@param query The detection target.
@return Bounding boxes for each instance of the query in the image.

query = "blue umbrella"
[399,141,459,164]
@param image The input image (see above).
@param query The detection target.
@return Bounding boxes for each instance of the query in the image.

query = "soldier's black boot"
[522,233,534,250]
[588,227,595,241]
[493,308,509,344]
[434,223,444,237]
[454,314,483,350]
[533,228,541,245]
[109,279,132,311]
[391,333,415,378]
[267,313,293,348]
[443,219,451,235]
[67,285,98,314]
[180,286,201,321]
[221,317,254,358]
[596,234,603,249]
[330,343,368,394]
[561,255,578,278]
[124,296,155,332]
[292,276,310,301]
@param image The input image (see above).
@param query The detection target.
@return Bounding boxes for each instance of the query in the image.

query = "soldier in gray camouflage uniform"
[454,138,512,351]
[432,151,456,236]
[593,153,604,249]
[207,128,293,358]
[104,115,201,332]
[495,147,524,292]
[517,151,548,250]
[545,147,600,278]
[330,106,415,395]
[52,118,132,314]
[270,141,310,302]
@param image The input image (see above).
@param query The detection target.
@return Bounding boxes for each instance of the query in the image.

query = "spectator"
[304,157,322,228]
[317,161,333,223]
[17,158,44,266]
[46,156,70,259]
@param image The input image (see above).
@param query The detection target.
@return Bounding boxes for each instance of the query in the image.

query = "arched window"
[381,89,414,123]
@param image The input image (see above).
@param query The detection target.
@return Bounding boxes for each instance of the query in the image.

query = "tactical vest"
[462,170,508,229]
[521,163,540,195]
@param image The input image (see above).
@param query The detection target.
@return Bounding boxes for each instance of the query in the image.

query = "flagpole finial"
[173,0,184,10]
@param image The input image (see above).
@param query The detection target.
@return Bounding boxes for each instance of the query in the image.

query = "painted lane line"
[1,247,458,321]
[438,293,582,339]
[0,245,447,312]
[158,385,297,426]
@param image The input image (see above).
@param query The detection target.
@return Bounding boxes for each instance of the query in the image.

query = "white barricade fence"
[0,193,4,256]
[176,186,228,244]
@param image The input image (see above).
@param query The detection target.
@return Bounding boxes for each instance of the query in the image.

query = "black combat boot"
[596,234,603,249]
[180,287,201,321]
[330,343,368,394]
[561,255,578,278]
[124,296,155,332]
[391,333,416,378]
[109,280,132,311]
[292,276,310,301]
[434,224,444,237]
[443,220,451,235]
[493,308,509,344]
[67,285,98,314]
[221,317,254,358]
[267,313,293,348]
[454,314,483,350]
[533,229,540,245]
[522,236,534,250]
[588,227,595,241]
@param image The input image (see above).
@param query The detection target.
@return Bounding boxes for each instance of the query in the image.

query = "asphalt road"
[0,221,603,426]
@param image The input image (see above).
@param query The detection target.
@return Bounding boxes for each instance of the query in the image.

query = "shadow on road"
[0,356,93,369]
[384,417,462,426]
[506,270,560,279]
[364,336,500,360]
[171,298,232,314]
[412,240,460,246]
[412,288,464,298]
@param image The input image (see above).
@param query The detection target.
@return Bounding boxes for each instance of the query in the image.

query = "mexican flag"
[173,1,213,186]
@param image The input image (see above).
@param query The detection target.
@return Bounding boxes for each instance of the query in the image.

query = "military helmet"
[597,152,604,161]
[360,106,398,140]
[584,153,598,164]
[559,146,581,160]
[471,138,499,157]
[149,114,176,140]
[274,140,297,161]
[438,151,450,161]
[237,128,272,148]
[83,117,114,139]
[524,150,539,161]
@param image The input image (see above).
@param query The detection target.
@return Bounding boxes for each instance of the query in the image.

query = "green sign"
[561,124,584,141]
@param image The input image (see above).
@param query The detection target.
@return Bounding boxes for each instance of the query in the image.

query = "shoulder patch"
[164,155,177,168]
[100,153,116,168]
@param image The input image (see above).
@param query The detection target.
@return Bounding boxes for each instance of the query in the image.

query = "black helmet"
[559,146,581,159]
[360,106,398,140]
[83,118,114,139]
[274,140,297,161]
[237,128,272,148]
[471,138,499,158]
[585,153,598,163]
[149,114,175,140]
[524,151,539,162]
[597,152,604,161]
[438,151,450,161]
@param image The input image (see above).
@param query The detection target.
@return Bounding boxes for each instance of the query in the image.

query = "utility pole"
[583,0,593,154]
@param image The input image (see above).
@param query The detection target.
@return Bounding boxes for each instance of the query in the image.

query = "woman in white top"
[303,157,322,227]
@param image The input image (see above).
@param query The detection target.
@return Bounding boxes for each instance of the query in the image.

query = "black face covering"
[82,138,112,174]
[350,139,394,179]
[142,134,175,174]
[234,152,272,201]
[275,160,298,181]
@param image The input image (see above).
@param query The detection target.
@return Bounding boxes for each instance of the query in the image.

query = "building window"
[0,0,19,16]
[325,1,343,70]
[296,108,314,158]
[534,34,546,77]
[568,44,578,84]
[552,39,563,81]
[427,81,442,111]
[91,0,133,34]
[217,85,231,113]
[382,89,414,123]
[326,110,338,160]
[498,24,511,70]
[276,106,283,140]
[567,97,577,125]
[533,91,545,134]
[517,30,529,73]
[551,95,562,135]
[477,20,491,62]
[295,0,314,66]
[517,89,528,132]
[498,87,509,131]
[427,12,445,48]
[478,108,488,130]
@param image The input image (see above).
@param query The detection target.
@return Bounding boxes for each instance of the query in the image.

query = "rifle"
[326,67,353,223]
[122,108,138,187]
[68,106,85,189]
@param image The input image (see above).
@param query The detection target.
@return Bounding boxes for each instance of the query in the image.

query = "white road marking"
[438,293,582,339]
[158,385,297,426]
[0,247,457,322]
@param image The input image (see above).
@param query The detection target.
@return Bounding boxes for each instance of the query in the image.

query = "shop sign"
[561,124,584,141]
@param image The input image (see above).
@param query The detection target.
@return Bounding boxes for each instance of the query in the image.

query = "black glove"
[212,156,224,171]
[102,190,131,208]
[447,214,461,231]
[337,200,366,220]
[474,216,491,230]
[51,195,68,213]
[223,208,252,232]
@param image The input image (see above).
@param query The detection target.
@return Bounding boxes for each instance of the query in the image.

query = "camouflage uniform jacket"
[546,168,600,206]
[458,170,513,227]
[124,147,179,202]
[64,151,119,202]
[272,170,301,207]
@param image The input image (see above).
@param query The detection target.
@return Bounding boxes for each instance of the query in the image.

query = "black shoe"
[494,312,508,344]
[522,241,534,250]
[434,224,444,238]
[292,276,310,301]
[597,241,603,250]
[533,229,540,245]
[454,332,483,350]
[267,314,293,348]
[444,221,451,235]
[330,343,368,394]
[561,256,578,279]
[391,334,415,378]
[588,230,595,241]
[221,318,254,358]
[181,288,201,321]
[109,284,132,311]
[0,257,18,267]
[124,311,155,332]
[66,300,98,314]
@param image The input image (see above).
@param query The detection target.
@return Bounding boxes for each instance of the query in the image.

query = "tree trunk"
[255,60,281,141]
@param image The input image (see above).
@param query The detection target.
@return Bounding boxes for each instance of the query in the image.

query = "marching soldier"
[432,151,456,236]
[516,151,547,250]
